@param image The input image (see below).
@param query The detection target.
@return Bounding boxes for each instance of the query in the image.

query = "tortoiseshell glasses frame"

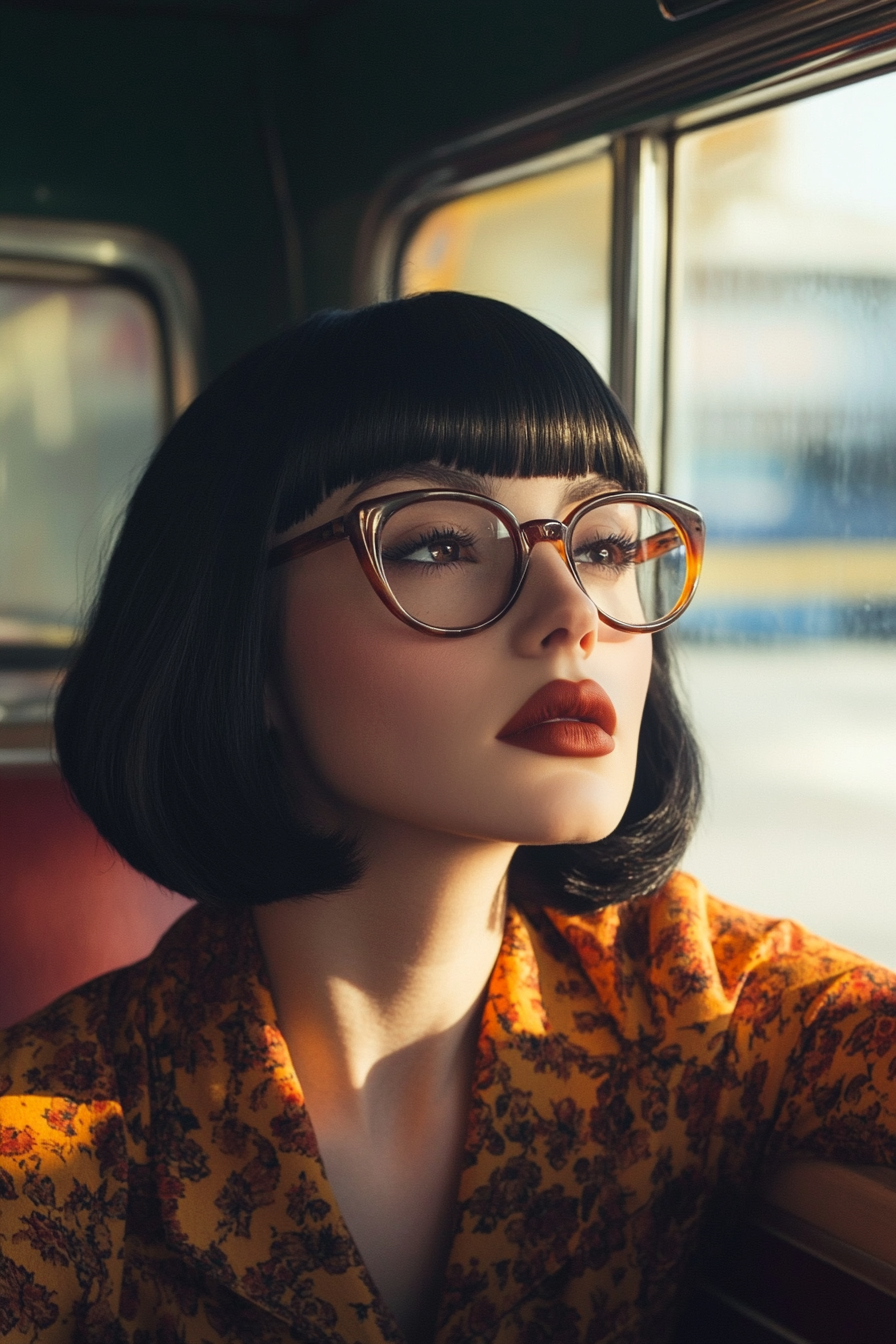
[267,488,705,637]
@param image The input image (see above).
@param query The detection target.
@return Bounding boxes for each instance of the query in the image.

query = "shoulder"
[0,974,129,1337]
[1,970,123,1162]
[0,906,210,1337]
[533,876,896,1167]
[539,871,896,1028]
[0,903,217,1120]
[0,902,252,1175]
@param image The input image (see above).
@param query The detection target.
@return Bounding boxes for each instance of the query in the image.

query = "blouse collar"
[139,901,577,1342]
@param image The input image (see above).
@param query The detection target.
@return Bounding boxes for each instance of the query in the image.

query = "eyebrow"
[344,464,492,502]
[345,466,620,506]
[560,475,620,506]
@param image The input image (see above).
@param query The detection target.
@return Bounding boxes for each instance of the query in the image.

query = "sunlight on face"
[268,470,653,850]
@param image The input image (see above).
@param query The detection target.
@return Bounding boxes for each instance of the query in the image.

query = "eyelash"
[380,525,639,571]
[382,527,477,564]
[573,533,640,569]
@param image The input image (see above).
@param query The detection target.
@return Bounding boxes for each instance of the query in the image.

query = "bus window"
[400,152,613,381]
[667,73,896,967]
[0,280,163,725]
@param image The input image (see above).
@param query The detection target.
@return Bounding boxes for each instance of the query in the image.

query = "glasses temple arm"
[267,516,347,569]
[633,527,684,565]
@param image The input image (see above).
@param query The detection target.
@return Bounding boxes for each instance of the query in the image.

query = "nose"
[509,524,599,657]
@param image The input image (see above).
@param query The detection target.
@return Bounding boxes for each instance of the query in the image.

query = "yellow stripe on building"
[698,542,896,602]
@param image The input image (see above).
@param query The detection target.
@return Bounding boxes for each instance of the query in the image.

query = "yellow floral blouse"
[2,872,896,1343]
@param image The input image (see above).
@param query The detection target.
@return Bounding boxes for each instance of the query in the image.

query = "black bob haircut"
[55,291,701,913]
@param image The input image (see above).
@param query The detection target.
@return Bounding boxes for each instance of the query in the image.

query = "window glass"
[667,74,896,966]
[0,281,163,667]
[400,154,613,380]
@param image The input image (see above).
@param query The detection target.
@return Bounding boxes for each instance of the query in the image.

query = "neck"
[255,824,515,1340]
[254,820,514,1120]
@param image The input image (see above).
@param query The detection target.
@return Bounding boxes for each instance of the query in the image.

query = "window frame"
[0,217,201,422]
[356,0,896,492]
[0,218,202,767]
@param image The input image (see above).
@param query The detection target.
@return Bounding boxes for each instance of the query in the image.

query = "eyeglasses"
[268,488,705,636]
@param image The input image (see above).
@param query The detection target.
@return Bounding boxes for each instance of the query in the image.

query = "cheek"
[279,574,478,808]
[609,631,654,761]
[597,631,653,806]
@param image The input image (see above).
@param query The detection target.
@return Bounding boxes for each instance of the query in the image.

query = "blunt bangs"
[272,293,645,533]
[55,291,699,912]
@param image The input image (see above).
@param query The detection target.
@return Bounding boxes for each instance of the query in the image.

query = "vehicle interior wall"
[0,4,294,378]
[0,0,693,373]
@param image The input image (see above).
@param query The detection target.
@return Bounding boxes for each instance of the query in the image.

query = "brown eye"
[429,541,461,562]
[383,527,478,566]
[575,536,637,569]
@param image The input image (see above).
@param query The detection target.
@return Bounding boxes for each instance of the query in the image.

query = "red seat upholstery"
[0,768,190,1029]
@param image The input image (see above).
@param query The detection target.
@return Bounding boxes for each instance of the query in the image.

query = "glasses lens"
[568,500,689,626]
[379,498,518,630]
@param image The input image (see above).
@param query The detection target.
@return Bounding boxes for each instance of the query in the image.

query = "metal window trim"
[658,0,758,19]
[0,215,202,419]
[633,135,669,488]
[672,33,896,131]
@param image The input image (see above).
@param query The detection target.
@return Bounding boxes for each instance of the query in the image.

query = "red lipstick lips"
[497,680,617,757]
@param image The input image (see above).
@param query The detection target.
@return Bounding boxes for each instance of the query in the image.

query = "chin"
[472,752,637,847]
[522,820,624,847]
[488,794,631,848]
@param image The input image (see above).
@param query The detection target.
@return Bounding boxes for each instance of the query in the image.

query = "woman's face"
[269,467,653,849]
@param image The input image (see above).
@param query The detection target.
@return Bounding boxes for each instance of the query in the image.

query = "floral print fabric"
[1,872,895,1343]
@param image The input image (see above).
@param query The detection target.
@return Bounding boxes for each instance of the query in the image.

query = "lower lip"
[498,719,615,757]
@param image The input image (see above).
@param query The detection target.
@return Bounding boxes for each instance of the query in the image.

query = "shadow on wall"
[0,771,191,1029]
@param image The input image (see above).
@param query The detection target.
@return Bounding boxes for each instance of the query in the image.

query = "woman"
[1,292,894,1344]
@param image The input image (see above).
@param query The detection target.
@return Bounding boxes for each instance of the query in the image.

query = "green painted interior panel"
[0,0,696,376]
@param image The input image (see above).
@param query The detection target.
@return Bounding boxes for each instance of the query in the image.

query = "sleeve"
[769,958,896,1165]
[548,877,896,1179]
[707,901,896,1175]
[0,979,128,1340]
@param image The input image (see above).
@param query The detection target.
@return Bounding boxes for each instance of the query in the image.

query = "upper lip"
[497,679,617,740]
